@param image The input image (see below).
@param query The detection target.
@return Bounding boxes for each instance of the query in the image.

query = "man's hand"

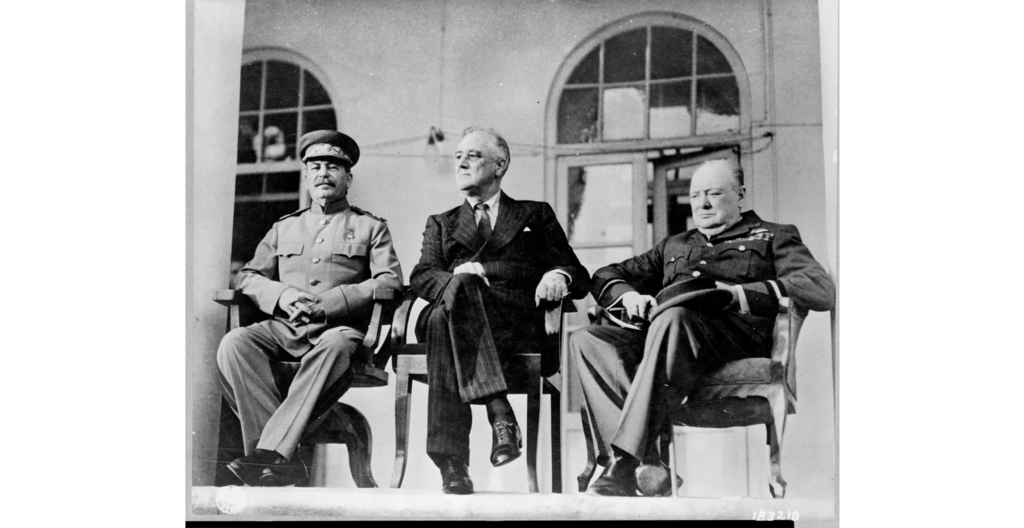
[620,291,658,321]
[714,281,740,302]
[454,262,490,286]
[535,271,569,306]
[278,288,319,324]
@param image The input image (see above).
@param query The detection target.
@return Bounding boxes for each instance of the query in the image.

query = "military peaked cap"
[298,130,361,167]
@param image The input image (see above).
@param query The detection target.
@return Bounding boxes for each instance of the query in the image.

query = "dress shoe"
[227,449,288,487]
[439,458,474,495]
[586,454,640,497]
[489,419,522,467]
[635,462,683,497]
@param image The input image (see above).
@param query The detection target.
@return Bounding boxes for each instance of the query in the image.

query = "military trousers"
[569,306,772,462]
[216,321,363,460]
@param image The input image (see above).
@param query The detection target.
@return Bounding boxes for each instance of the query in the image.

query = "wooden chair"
[388,288,575,493]
[577,302,818,498]
[213,288,399,488]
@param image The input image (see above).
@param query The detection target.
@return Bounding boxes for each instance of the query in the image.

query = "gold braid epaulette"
[351,205,386,222]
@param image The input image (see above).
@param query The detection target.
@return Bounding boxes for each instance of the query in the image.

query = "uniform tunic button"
[739,245,746,251]
[700,260,707,265]
[312,257,320,263]
[309,279,320,286]
[317,237,325,244]
[706,243,713,247]
[320,219,328,225]
[692,271,701,277]
[669,257,676,263]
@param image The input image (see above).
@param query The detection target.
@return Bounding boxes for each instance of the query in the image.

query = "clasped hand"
[278,288,325,326]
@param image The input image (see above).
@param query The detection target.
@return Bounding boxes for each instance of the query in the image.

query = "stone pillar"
[188,0,246,486]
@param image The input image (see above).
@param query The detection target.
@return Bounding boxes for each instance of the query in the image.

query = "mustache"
[314,178,336,186]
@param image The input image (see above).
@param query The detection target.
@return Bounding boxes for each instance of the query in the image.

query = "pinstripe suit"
[410,192,590,463]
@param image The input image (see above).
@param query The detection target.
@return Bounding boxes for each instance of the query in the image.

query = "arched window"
[556,19,745,145]
[547,14,750,271]
[231,50,339,267]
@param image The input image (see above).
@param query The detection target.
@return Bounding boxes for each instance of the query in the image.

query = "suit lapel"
[451,200,484,252]
[488,193,531,252]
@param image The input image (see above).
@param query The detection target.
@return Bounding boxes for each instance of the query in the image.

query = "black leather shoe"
[636,462,683,497]
[489,419,522,467]
[257,467,298,487]
[439,458,474,495]
[586,454,640,497]
[227,449,288,487]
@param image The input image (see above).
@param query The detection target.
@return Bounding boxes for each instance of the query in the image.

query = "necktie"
[475,203,492,240]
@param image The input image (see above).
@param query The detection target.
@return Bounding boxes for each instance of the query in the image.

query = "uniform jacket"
[235,198,403,356]
[593,210,834,318]
[410,192,591,339]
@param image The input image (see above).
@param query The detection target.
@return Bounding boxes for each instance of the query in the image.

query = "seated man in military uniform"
[569,158,835,497]
[217,130,403,486]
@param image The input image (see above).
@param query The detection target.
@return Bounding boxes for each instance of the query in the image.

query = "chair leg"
[577,402,598,493]
[548,381,562,493]
[526,373,541,493]
[669,427,680,498]
[390,358,413,488]
[766,391,788,499]
[331,403,378,488]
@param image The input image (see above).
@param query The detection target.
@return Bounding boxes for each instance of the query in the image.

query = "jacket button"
[706,243,713,247]
[692,271,701,277]
[669,257,676,263]
[739,245,746,251]
[309,279,320,286]
[699,260,707,265]
[320,219,328,225]
[312,257,321,263]
[317,237,325,244]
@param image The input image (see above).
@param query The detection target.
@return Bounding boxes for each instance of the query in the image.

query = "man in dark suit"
[569,158,835,497]
[410,126,591,494]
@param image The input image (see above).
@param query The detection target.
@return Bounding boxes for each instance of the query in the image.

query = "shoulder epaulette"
[277,207,309,221]
[351,205,386,222]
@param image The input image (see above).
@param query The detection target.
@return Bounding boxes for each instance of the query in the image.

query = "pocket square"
[523,227,531,232]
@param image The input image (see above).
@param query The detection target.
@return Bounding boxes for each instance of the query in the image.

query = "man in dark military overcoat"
[217,130,403,486]
[570,158,835,497]
[410,127,591,494]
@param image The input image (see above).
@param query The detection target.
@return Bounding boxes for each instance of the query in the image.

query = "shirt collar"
[310,197,350,216]
[466,190,501,215]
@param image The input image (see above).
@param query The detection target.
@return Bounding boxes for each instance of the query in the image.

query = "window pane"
[567,46,600,85]
[651,27,692,80]
[232,199,301,263]
[235,173,262,196]
[557,88,599,144]
[237,115,259,163]
[650,81,692,139]
[602,86,646,140]
[603,28,647,83]
[260,112,298,161]
[265,171,301,194]
[696,77,740,134]
[264,60,300,109]
[696,36,732,74]
[567,163,633,245]
[239,61,263,111]
[574,247,636,276]
[302,109,337,135]
[303,70,332,106]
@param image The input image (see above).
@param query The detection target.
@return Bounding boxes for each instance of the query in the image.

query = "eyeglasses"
[454,151,485,163]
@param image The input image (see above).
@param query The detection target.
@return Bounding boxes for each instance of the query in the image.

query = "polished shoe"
[636,462,683,497]
[257,466,298,487]
[489,419,522,467]
[439,458,474,495]
[586,454,640,497]
[227,449,288,487]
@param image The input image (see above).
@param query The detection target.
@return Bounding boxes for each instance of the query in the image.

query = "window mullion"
[257,60,268,164]
[690,32,698,137]
[644,25,652,140]
[597,42,605,142]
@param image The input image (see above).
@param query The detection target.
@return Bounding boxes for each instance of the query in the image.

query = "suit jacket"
[235,198,404,356]
[593,210,834,320]
[410,192,591,349]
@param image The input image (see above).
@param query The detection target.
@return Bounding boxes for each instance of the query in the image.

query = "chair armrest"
[213,289,246,306]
